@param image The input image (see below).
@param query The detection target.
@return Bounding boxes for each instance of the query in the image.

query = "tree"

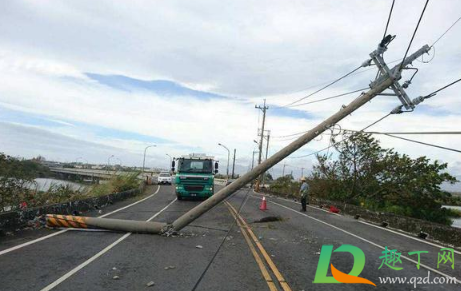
[264,172,274,181]
[269,174,300,197]
[0,153,34,211]
[0,153,53,211]
[309,133,458,224]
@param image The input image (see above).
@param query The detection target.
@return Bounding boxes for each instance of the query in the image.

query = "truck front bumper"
[175,186,214,198]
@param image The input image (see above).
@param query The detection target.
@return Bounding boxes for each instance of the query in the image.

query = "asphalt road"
[1,185,460,290]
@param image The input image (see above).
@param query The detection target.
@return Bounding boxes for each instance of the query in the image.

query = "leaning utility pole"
[46,39,430,236]
[170,40,430,233]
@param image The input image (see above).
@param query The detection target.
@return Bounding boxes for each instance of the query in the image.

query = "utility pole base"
[45,214,166,234]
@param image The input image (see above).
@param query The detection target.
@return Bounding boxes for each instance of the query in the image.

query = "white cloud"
[0,0,461,179]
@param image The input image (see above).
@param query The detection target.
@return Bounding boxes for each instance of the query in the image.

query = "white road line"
[270,200,461,283]
[255,191,460,253]
[40,198,177,291]
[0,185,161,256]
[100,185,161,218]
[252,191,341,216]
[357,220,461,255]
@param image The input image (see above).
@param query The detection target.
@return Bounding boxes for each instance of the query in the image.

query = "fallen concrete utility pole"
[43,41,429,235]
[169,42,430,233]
[46,214,165,234]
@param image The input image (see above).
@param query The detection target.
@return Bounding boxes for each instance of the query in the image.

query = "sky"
[0,0,460,189]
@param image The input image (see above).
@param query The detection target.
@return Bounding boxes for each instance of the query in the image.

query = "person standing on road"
[299,177,309,212]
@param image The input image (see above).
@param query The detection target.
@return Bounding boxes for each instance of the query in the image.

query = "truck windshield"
[179,159,212,173]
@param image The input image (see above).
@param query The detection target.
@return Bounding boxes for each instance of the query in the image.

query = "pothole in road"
[253,216,285,223]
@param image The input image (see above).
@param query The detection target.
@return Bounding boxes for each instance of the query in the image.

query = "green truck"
[172,153,218,200]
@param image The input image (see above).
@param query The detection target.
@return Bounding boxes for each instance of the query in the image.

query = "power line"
[191,188,251,291]
[345,130,461,135]
[268,60,399,115]
[274,130,461,143]
[423,77,461,99]
[399,0,430,71]
[270,88,366,140]
[382,0,396,39]
[272,78,461,140]
[289,113,392,159]
[269,59,404,110]
[282,65,363,107]
[383,134,461,154]
[272,130,308,139]
[431,15,461,47]
[270,11,458,110]
[271,12,460,113]
[283,88,368,108]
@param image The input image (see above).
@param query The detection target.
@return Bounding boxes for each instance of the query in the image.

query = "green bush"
[87,173,140,197]
[269,175,301,198]
[0,152,141,211]
[309,133,458,225]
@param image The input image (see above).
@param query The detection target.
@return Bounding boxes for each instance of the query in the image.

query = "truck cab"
[172,154,218,200]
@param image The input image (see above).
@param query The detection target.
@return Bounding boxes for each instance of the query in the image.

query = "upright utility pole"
[251,150,259,170]
[255,99,269,190]
[282,163,286,177]
[170,41,431,233]
[261,132,270,187]
[301,167,305,179]
[255,99,268,165]
[231,149,236,179]
[264,133,270,162]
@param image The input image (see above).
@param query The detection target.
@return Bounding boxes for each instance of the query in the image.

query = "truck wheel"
[177,195,183,201]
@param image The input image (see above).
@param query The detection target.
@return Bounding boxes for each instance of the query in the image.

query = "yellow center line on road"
[225,202,292,291]
[225,202,278,291]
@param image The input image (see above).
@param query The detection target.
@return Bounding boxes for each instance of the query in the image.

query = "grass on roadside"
[88,173,141,197]
[15,173,142,209]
